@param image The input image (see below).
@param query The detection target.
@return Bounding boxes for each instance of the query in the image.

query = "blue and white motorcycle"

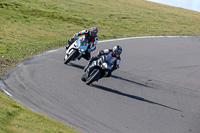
[64,38,89,64]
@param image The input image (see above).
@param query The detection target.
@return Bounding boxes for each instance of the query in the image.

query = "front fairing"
[99,56,112,70]
[76,38,88,51]
[66,38,88,54]
[86,56,112,79]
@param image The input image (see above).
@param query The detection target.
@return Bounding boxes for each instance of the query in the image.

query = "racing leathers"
[85,49,121,77]
[67,30,98,60]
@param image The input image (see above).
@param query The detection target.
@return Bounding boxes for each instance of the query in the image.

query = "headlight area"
[74,44,77,47]
[79,49,85,52]
[102,63,108,69]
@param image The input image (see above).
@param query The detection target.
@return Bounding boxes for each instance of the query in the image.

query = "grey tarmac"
[1,36,200,133]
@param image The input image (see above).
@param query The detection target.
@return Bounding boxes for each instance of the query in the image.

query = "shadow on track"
[67,63,85,70]
[111,75,153,88]
[67,64,152,88]
[67,63,180,112]
[92,84,182,112]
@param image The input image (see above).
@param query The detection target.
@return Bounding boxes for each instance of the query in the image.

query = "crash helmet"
[113,45,122,58]
[90,27,98,36]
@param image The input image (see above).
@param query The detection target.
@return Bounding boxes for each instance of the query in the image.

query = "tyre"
[81,74,86,82]
[64,49,78,64]
[86,69,101,85]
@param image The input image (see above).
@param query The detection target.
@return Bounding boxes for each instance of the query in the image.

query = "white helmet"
[113,45,122,58]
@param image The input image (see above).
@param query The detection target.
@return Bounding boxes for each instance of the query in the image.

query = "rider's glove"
[73,33,78,39]
[97,50,103,58]
[99,50,104,55]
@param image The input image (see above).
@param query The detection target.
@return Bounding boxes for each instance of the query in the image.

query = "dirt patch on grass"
[0,59,17,77]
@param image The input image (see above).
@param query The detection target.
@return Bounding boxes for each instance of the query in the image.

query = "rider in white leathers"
[66,27,98,60]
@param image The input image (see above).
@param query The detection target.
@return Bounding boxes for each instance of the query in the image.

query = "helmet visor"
[115,50,121,56]
[91,31,97,36]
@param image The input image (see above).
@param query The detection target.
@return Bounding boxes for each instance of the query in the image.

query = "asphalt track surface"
[1,36,200,133]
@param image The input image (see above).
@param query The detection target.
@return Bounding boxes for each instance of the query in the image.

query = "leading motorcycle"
[64,37,89,64]
[81,55,112,85]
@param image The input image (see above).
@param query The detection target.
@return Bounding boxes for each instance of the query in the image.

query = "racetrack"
[1,36,200,133]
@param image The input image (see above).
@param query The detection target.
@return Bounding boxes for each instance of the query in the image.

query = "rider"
[83,45,122,79]
[66,27,98,60]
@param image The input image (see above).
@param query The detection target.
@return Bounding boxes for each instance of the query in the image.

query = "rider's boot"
[77,56,82,60]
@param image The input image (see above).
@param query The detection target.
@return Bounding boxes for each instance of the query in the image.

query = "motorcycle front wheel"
[64,49,78,64]
[86,69,101,85]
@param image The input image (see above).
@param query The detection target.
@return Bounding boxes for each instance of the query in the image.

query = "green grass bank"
[0,0,200,132]
[0,90,81,133]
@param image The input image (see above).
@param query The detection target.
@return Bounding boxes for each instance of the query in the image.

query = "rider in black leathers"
[81,45,122,82]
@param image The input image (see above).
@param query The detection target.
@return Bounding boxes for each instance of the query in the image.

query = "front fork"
[85,65,95,79]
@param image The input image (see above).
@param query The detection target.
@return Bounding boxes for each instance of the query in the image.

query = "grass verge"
[0,90,80,133]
